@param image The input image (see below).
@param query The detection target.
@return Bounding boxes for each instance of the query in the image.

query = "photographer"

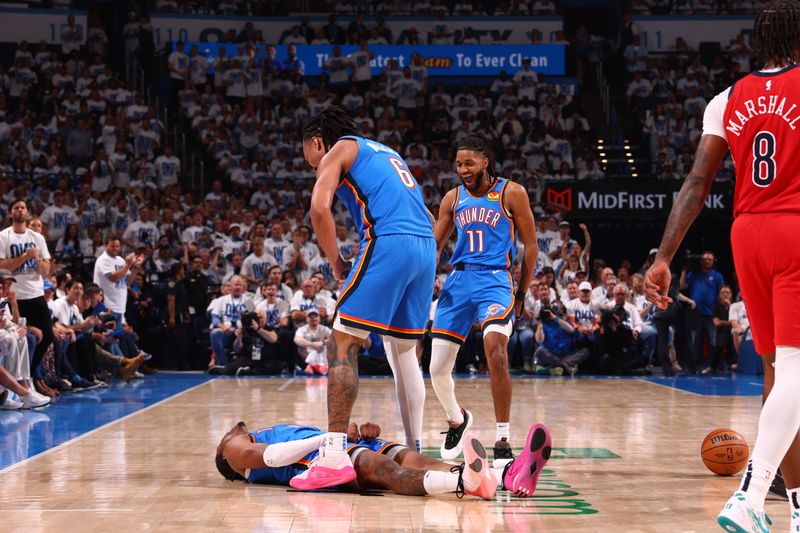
[255,281,295,373]
[533,300,589,375]
[680,251,724,368]
[208,310,284,376]
[597,284,647,374]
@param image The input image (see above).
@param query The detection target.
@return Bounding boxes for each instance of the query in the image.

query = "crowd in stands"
[0,8,752,410]
[630,0,772,15]
[148,0,560,17]
[623,28,747,180]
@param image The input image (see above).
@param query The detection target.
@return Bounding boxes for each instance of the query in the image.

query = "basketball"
[701,429,749,476]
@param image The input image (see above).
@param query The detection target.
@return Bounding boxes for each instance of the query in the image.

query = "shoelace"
[440,426,462,449]
[452,464,465,499]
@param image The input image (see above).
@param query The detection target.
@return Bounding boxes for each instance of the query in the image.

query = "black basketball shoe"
[439,409,473,460]
[493,438,515,469]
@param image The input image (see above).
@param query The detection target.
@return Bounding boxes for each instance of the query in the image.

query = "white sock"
[788,487,800,513]
[422,470,460,494]
[430,339,463,424]
[321,432,348,457]
[739,458,776,509]
[740,345,800,509]
[323,432,347,451]
[496,423,510,442]
[384,336,426,452]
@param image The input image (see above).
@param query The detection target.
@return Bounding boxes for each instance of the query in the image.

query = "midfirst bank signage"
[545,182,732,220]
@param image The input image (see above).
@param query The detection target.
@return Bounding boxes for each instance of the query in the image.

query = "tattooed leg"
[353,449,428,496]
[327,330,362,434]
[394,448,456,472]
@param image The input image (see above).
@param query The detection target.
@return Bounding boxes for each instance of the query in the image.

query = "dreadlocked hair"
[457,134,496,181]
[752,0,800,69]
[302,105,358,151]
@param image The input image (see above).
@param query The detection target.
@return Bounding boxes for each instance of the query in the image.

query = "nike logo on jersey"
[492,270,500,274]
[458,197,468,204]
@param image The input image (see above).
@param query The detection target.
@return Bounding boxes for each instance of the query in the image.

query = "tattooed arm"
[644,135,728,307]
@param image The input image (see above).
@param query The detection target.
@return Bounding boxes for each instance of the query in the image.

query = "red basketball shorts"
[731,212,800,354]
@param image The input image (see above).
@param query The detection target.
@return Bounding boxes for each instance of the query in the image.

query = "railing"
[126,57,200,193]
[596,63,610,126]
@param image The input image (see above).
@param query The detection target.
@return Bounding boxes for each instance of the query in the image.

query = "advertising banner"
[632,16,752,52]
[0,8,87,44]
[543,181,733,220]
[152,14,562,46]
[181,42,565,76]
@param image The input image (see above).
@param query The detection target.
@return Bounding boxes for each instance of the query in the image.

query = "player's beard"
[465,169,487,194]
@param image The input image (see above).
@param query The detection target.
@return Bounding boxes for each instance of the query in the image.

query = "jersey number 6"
[388,157,417,189]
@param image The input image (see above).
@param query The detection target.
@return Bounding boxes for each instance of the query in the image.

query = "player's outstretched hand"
[644,260,673,310]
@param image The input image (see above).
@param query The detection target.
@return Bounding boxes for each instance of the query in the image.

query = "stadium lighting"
[632,173,638,177]
[627,159,634,163]
[601,159,608,164]
[599,152,606,156]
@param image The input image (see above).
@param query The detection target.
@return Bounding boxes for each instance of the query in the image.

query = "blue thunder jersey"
[245,424,405,485]
[336,136,432,242]
[246,425,322,485]
[449,178,516,269]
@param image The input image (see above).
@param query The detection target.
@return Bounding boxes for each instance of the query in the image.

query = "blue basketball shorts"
[336,234,436,340]
[431,267,515,344]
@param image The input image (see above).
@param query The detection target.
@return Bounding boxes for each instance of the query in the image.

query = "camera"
[681,250,703,270]
[539,303,554,321]
[239,311,260,330]
[601,305,629,328]
[611,305,628,321]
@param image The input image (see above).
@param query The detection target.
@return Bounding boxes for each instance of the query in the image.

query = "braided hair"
[302,105,358,151]
[752,0,800,69]
[456,134,497,186]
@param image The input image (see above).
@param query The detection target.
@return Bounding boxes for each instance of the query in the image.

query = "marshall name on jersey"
[725,92,800,137]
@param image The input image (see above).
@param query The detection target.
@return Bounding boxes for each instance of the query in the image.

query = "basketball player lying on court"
[215,420,549,499]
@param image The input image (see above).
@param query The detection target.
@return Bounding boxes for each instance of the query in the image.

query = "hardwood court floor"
[0,374,785,532]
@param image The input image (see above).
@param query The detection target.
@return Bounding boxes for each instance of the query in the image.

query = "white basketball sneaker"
[717,491,770,533]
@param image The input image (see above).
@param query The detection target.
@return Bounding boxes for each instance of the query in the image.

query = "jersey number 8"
[752,131,776,187]
[388,157,417,189]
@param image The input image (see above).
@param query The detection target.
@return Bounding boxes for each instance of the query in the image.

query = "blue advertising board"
[178,42,565,76]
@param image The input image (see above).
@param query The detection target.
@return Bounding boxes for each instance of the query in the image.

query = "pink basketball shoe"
[289,449,357,491]
[502,423,551,497]
[461,432,498,500]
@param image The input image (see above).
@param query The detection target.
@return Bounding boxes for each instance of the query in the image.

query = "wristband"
[515,290,526,301]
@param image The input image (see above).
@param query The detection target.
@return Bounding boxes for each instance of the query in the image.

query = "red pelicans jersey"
[721,65,800,217]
